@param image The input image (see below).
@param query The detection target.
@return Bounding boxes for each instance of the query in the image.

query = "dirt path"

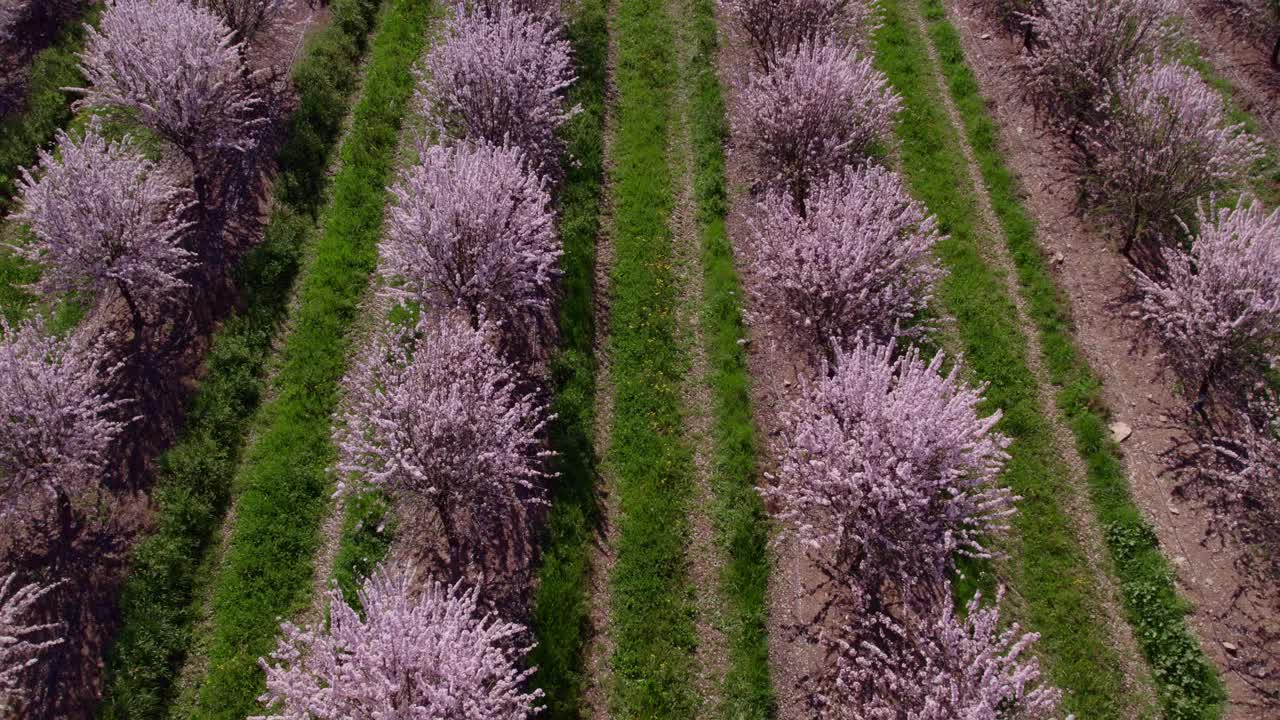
[943,1,1275,713]
[581,1,620,715]
[666,0,732,712]
[711,17,826,720]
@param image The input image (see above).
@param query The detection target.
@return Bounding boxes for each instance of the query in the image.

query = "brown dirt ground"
[581,0,621,714]
[715,17,829,720]
[945,1,1278,713]
[669,0,732,711]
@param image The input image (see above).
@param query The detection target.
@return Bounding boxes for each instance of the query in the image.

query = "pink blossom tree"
[335,315,551,570]
[1190,393,1280,573]
[382,142,561,357]
[1021,0,1181,128]
[12,123,194,338]
[422,6,577,179]
[1086,63,1263,257]
[74,0,267,202]
[748,164,943,353]
[0,574,63,714]
[471,0,563,20]
[770,341,1014,607]
[199,0,285,42]
[979,0,1043,46]
[719,0,876,70]
[255,569,542,720]
[1135,199,1280,410]
[813,588,1061,720]
[740,40,900,205]
[0,320,125,537]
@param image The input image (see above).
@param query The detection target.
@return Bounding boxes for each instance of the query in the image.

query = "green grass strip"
[921,1,1226,717]
[874,1,1150,717]
[683,0,775,718]
[606,0,698,716]
[178,1,435,717]
[93,2,386,717]
[526,0,609,716]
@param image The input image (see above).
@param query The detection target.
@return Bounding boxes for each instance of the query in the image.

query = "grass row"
[683,0,775,718]
[922,1,1226,717]
[605,0,699,716]
[172,1,436,717]
[525,0,609,716]
[873,1,1153,717]
[92,2,388,717]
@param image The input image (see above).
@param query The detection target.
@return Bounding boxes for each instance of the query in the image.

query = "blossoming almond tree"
[74,0,267,205]
[749,164,943,354]
[770,341,1014,608]
[382,142,561,358]
[423,5,577,179]
[1087,63,1263,257]
[255,569,542,719]
[720,0,876,70]
[335,315,551,571]
[199,0,284,42]
[472,0,563,22]
[12,123,194,339]
[0,574,63,715]
[1020,0,1181,130]
[0,319,125,548]
[741,40,900,205]
[1135,199,1280,411]
[814,588,1061,720]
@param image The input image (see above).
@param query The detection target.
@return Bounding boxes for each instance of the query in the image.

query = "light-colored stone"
[1110,421,1133,443]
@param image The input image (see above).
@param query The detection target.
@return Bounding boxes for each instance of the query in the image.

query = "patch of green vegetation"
[94,2,385,718]
[683,0,775,717]
[605,0,698,716]
[920,2,1226,718]
[170,1,435,717]
[874,0,1153,717]
[526,0,608,716]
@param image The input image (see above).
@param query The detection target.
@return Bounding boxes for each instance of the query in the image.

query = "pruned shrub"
[720,0,875,70]
[740,40,900,204]
[814,587,1060,720]
[423,5,577,179]
[335,315,551,570]
[748,164,943,353]
[382,142,561,357]
[255,569,543,719]
[12,122,194,333]
[1135,199,1280,409]
[770,341,1014,607]
[1085,63,1263,256]
[1020,0,1180,129]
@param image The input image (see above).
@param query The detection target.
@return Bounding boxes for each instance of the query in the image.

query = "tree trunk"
[116,280,145,352]
[1271,33,1280,70]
